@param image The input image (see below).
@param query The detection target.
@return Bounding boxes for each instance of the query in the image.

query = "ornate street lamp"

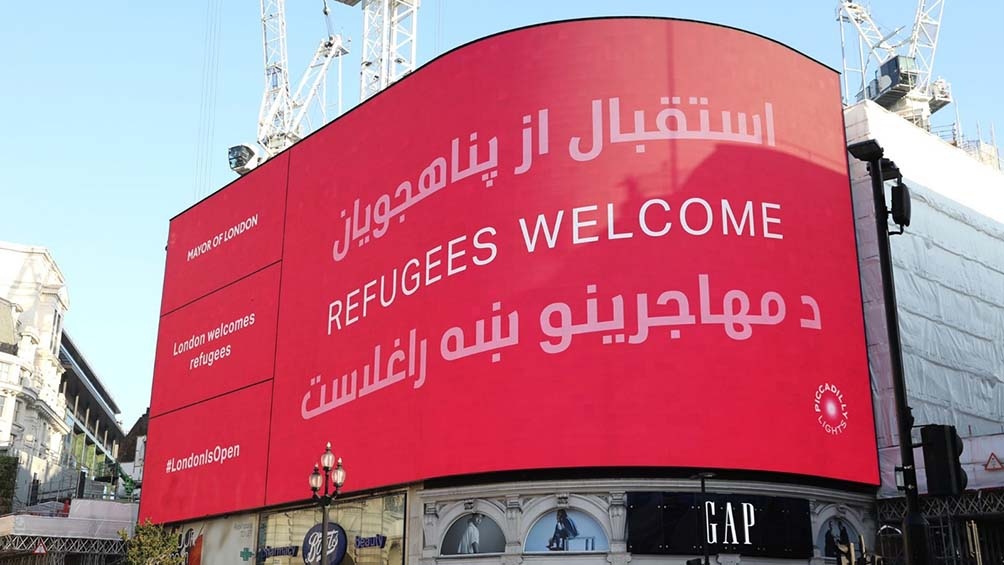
[309,442,346,564]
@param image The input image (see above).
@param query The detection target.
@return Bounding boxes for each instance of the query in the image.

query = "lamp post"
[688,471,715,565]
[309,442,346,565]
[847,139,925,565]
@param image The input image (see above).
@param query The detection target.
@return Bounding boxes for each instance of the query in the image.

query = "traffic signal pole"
[864,150,929,565]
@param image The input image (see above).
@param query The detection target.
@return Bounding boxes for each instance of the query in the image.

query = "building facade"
[165,479,876,565]
[51,332,129,501]
[0,242,136,563]
[846,100,1004,562]
[0,242,73,511]
[160,97,1004,563]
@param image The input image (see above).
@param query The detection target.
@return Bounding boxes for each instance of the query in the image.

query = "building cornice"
[419,477,876,506]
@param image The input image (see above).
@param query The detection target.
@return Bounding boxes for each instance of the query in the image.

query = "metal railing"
[877,491,1004,564]
[931,123,1002,171]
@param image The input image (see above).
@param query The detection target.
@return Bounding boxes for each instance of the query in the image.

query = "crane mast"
[259,0,294,156]
[907,0,948,105]
[230,0,349,175]
[335,0,419,100]
[361,0,419,100]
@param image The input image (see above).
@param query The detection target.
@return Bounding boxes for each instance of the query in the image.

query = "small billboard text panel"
[264,18,876,506]
[160,153,288,315]
[150,264,280,417]
[141,381,271,523]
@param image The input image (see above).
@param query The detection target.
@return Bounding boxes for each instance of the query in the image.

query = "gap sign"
[626,492,813,558]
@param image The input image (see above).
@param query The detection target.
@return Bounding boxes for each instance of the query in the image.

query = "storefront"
[256,492,405,565]
[170,491,406,565]
[165,479,874,564]
[419,479,875,565]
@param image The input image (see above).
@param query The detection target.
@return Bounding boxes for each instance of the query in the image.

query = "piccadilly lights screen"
[142,18,878,524]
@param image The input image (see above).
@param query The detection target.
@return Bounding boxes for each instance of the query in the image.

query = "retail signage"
[302,523,348,565]
[256,545,299,559]
[626,492,812,558]
[145,17,877,523]
[255,494,405,565]
[356,535,388,549]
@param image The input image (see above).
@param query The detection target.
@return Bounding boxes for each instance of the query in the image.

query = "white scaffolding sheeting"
[0,500,136,540]
[845,101,1004,497]
[0,514,131,540]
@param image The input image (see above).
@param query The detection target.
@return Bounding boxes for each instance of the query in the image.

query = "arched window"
[525,509,608,552]
[441,513,505,556]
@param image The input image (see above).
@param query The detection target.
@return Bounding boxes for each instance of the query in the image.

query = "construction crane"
[229,0,349,175]
[837,1,951,129]
[335,0,420,101]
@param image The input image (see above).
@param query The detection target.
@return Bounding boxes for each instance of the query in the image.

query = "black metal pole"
[701,476,709,565]
[321,498,329,565]
[867,156,928,565]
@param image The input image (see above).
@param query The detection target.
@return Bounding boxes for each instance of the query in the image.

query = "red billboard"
[144,18,877,523]
[160,153,287,315]
[151,264,280,416]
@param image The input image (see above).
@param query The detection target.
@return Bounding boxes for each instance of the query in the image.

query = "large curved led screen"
[143,18,877,524]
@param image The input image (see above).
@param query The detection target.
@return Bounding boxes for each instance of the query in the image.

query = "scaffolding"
[931,122,1002,172]
[0,536,123,565]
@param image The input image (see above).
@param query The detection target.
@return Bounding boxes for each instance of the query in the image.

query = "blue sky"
[2,1,1000,429]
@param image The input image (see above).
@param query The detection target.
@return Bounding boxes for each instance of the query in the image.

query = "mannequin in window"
[824,522,837,557]
[457,514,483,554]
[547,510,578,550]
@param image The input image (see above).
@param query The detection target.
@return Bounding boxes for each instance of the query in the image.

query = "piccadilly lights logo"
[814,383,848,435]
[165,443,241,474]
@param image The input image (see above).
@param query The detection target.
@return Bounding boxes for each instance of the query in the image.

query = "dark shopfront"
[170,479,879,564]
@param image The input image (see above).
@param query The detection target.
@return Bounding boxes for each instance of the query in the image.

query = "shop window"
[257,491,405,565]
[525,509,608,553]
[440,513,505,556]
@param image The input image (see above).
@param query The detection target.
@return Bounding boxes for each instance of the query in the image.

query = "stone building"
[0,242,72,510]
[0,241,135,563]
